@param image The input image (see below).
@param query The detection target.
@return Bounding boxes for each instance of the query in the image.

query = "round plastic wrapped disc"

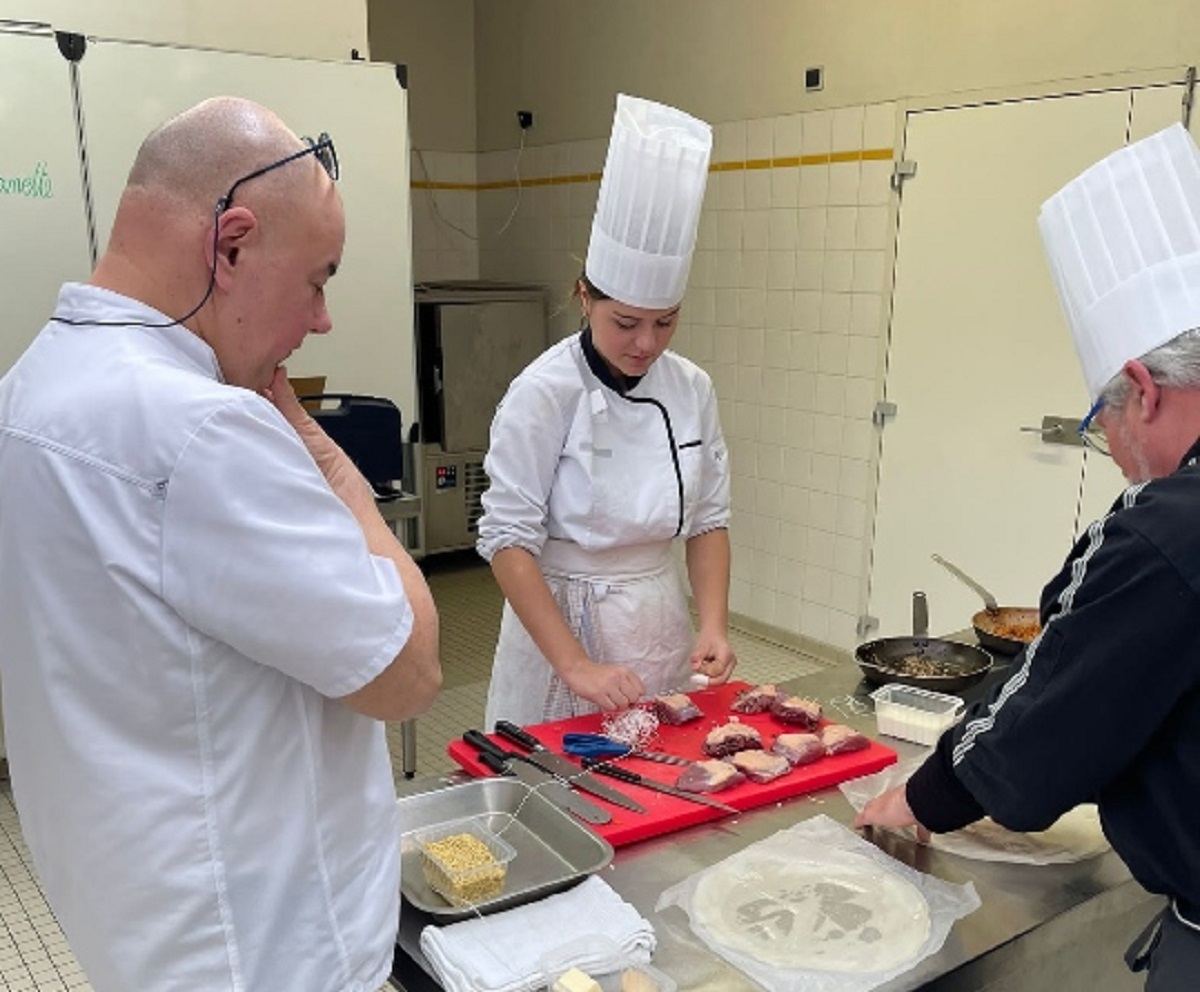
[691,853,931,973]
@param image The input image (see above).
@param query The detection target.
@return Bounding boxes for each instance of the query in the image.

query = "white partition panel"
[77,39,416,421]
[0,27,93,374]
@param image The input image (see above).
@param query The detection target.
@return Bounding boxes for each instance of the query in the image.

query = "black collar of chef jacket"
[581,326,645,395]
[580,326,686,537]
[1182,435,1200,470]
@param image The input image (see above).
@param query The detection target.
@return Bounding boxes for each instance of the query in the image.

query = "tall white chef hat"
[585,94,713,310]
[1039,123,1200,400]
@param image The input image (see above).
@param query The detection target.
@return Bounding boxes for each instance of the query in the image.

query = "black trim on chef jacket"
[580,327,687,537]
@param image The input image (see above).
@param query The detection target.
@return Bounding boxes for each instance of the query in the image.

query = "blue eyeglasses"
[217,132,338,212]
[1078,396,1111,456]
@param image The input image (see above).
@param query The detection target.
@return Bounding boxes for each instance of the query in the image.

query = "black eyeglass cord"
[50,208,220,330]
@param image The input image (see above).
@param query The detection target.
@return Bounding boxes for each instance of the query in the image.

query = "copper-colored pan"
[971,606,1041,654]
[932,555,1041,655]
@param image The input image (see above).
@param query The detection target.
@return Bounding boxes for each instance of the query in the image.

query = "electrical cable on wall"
[414,126,526,242]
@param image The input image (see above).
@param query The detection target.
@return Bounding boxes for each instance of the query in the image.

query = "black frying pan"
[856,590,993,693]
[855,635,993,693]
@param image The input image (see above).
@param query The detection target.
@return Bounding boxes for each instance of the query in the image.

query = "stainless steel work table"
[392,659,1163,992]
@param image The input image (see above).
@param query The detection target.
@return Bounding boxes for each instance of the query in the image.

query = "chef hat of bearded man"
[585,94,712,311]
[1039,123,1200,401]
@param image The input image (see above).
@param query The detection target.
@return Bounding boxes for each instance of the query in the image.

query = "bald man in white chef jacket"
[0,98,439,992]
[477,95,736,726]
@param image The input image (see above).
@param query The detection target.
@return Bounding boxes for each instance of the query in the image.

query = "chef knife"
[580,758,740,814]
[462,730,611,825]
[493,720,647,814]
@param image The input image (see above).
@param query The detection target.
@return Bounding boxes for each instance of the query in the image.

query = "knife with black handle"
[462,730,611,825]
[580,757,739,814]
[494,720,647,814]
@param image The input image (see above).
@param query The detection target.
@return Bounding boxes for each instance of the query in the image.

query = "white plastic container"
[539,935,676,992]
[871,683,965,746]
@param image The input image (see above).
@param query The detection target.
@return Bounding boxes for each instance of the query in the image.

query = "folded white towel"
[419,875,656,992]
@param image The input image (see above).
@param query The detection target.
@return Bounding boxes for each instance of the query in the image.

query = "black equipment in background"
[301,394,405,500]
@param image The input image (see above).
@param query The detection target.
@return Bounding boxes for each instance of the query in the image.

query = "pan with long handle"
[855,591,994,693]
[931,554,1041,654]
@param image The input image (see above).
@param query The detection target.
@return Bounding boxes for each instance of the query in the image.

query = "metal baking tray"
[397,777,614,922]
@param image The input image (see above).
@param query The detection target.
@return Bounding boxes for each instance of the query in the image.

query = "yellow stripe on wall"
[411,148,893,191]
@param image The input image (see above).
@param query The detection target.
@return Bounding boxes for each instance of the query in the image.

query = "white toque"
[1039,123,1200,400]
[585,94,712,310]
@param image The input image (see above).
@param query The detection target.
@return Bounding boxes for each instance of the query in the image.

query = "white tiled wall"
[409,149,479,283]
[476,137,608,341]
[409,102,900,652]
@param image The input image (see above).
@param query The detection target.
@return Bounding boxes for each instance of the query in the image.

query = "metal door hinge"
[856,614,879,639]
[872,401,897,427]
[890,159,917,191]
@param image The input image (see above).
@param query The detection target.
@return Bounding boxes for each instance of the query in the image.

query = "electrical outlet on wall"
[517,110,534,129]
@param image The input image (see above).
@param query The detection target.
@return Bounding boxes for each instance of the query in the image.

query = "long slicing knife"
[462,730,611,825]
[580,757,740,815]
[493,720,647,814]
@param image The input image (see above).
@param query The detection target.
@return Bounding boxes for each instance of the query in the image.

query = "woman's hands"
[690,629,737,685]
[560,657,646,711]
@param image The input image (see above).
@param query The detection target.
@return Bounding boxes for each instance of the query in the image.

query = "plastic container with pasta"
[414,816,517,908]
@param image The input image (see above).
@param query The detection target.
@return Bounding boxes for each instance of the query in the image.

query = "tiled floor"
[0,791,88,991]
[0,551,832,990]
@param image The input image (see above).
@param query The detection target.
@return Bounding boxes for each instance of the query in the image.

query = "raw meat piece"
[772,732,826,767]
[676,759,745,793]
[730,683,781,714]
[701,720,763,758]
[821,723,870,755]
[729,749,792,784]
[770,694,822,729]
[653,692,702,725]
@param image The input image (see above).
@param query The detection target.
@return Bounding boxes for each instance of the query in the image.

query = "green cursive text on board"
[0,162,53,199]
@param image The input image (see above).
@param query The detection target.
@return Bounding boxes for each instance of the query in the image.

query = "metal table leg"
[400,717,417,779]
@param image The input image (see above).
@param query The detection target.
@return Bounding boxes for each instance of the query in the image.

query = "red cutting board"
[446,680,897,847]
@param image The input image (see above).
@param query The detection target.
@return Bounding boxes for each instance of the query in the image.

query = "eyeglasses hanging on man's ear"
[218,132,338,213]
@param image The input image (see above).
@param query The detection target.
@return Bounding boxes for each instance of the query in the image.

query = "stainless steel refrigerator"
[414,282,548,555]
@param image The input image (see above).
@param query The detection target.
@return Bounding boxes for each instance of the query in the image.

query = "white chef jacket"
[477,332,730,724]
[0,285,412,992]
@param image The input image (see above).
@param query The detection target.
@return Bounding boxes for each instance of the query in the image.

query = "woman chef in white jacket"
[477,94,736,726]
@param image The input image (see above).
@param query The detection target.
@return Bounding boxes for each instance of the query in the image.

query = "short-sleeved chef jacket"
[0,284,413,992]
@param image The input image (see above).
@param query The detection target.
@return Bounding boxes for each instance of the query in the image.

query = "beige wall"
[474,0,1200,149]
[368,0,477,153]
[402,1,1200,651]
[0,0,366,59]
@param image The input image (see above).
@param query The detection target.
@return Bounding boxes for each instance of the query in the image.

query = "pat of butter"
[552,967,602,992]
